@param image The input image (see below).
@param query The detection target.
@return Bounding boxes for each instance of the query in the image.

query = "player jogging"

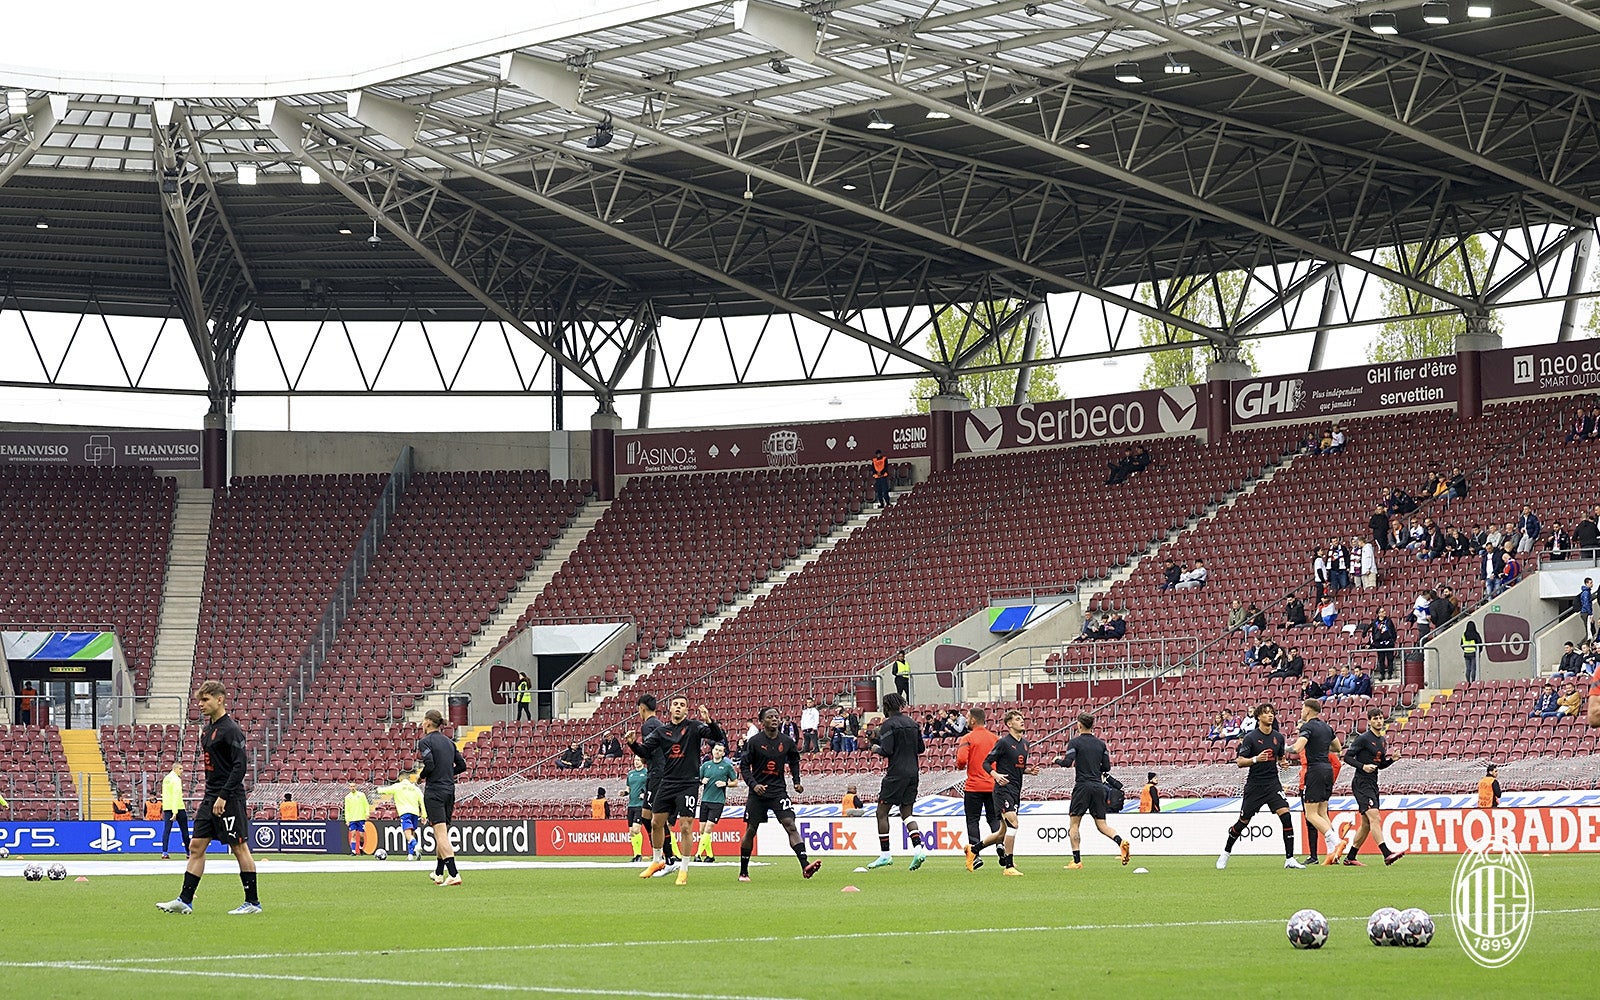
[955,707,1000,871]
[633,694,681,873]
[626,755,649,861]
[629,697,724,885]
[736,707,822,882]
[1334,707,1404,866]
[417,708,467,885]
[159,763,189,860]
[156,680,261,915]
[1057,712,1129,869]
[977,709,1037,875]
[376,767,425,861]
[693,742,738,862]
[1290,699,1342,865]
[867,692,928,870]
[1217,703,1304,870]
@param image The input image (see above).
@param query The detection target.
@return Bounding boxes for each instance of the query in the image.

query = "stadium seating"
[0,725,73,819]
[99,723,184,804]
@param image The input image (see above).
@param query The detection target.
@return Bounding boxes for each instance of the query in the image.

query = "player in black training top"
[417,708,468,885]
[1217,703,1304,870]
[156,680,260,915]
[1338,707,1405,866]
[1056,712,1129,869]
[977,709,1037,875]
[1290,698,1343,865]
[631,693,680,873]
[866,692,929,871]
[737,707,821,882]
[629,696,724,884]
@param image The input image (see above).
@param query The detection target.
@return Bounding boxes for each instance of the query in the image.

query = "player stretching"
[625,755,649,861]
[1217,703,1304,870]
[977,709,1037,875]
[376,767,425,861]
[693,742,738,862]
[629,697,724,885]
[417,709,467,885]
[737,707,821,882]
[1291,699,1342,864]
[156,680,261,915]
[867,693,928,870]
[633,694,681,873]
[1057,713,1129,869]
[956,707,1000,871]
[1334,707,1404,866]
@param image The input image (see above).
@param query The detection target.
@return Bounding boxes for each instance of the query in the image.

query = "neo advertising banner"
[615,415,928,476]
[249,821,342,854]
[0,821,233,855]
[1482,340,1600,399]
[0,430,202,470]
[372,818,535,856]
[533,819,751,856]
[1230,356,1458,426]
[956,385,1208,456]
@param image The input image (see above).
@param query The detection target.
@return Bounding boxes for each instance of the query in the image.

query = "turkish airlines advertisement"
[534,819,751,856]
[956,384,1209,455]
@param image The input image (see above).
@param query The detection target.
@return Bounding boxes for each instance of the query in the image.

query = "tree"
[1367,236,1500,362]
[1584,265,1600,339]
[1137,271,1258,389]
[909,301,1062,412]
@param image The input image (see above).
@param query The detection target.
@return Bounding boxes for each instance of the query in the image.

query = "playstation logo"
[89,823,123,852]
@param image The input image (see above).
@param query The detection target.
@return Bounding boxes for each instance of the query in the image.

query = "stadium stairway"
[455,725,493,752]
[141,487,214,724]
[407,499,608,726]
[564,485,903,721]
[58,729,115,820]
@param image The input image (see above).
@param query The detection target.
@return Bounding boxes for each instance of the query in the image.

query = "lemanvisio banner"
[0,430,202,470]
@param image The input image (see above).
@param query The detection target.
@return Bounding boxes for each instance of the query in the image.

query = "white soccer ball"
[1286,908,1329,949]
[374,849,388,861]
[46,863,67,881]
[1397,907,1435,947]
[1367,907,1403,946]
[0,846,9,858]
[23,864,43,881]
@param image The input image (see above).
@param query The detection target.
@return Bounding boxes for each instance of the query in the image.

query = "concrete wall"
[231,430,589,478]
[957,601,1086,700]
[1427,576,1555,684]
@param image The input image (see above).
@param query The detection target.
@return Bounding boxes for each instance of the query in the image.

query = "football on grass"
[375,849,388,861]
[1286,909,1329,949]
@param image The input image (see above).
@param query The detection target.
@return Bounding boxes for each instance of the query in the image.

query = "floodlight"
[1467,2,1491,17]
[925,108,951,119]
[34,218,49,230]
[866,110,894,131]
[1114,62,1143,84]
[587,124,614,149]
[1369,12,1399,34]
[236,164,258,185]
[1422,2,1450,24]
[6,90,26,116]
[1164,57,1191,75]
[300,164,320,184]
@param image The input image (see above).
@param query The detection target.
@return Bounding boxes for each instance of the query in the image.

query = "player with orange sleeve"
[955,707,1000,871]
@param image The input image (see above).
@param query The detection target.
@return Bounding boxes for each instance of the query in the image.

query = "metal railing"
[985,581,1078,605]
[388,686,571,726]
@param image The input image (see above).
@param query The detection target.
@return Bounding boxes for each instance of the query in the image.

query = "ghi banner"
[956,384,1208,455]
[1230,356,1458,427]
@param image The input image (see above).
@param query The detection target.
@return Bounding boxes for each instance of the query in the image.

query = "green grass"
[4,852,1593,998]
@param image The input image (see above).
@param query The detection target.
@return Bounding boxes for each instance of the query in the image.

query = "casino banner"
[533,818,750,856]
[616,415,928,476]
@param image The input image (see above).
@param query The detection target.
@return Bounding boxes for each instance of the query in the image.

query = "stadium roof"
[1,0,1598,401]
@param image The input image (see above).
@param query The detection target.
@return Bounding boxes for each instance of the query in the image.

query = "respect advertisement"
[1230,356,1458,426]
[1482,340,1600,399]
[956,384,1208,455]
[249,821,342,854]
[533,819,751,856]
[0,430,202,470]
[616,415,929,475]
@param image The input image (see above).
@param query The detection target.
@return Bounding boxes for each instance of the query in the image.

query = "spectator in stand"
[1446,466,1469,502]
[1105,612,1128,640]
[829,710,854,752]
[1413,589,1435,641]
[558,742,587,769]
[1243,603,1267,642]
[1448,526,1474,559]
[1461,622,1483,682]
[1548,524,1572,560]
[1421,521,1448,562]
[1313,427,1334,454]
[1428,587,1452,634]
[1329,666,1357,698]
[1386,487,1418,517]
[1226,598,1248,640]
[1252,635,1286,673]
[1567,405,1596,443]
[1579,578,1595,640]
[1105,446,1137,486]
[1387,519,1408,552]
[1369,608,1399,681]
[1173,559,1208,590]
[844,706,861,737]
[1350,665,1374,698]
[1582,642,1600,677]
[1358,535,1377,589]
[1516,505,1542,555]
[1529,681,1561,719]
[1499,541,1522,594]
[1405,519,1428,554]
[1329,539,1351,592]
[1207,710,1242,742]
[1159,558,1183,591]
[1130,443,1151,476]
[871,449,893,508]
[1282,595,1308,629]
[1576,512,1600,559]
[1317,597,1339,629]
[1301,675,1328,700]
[599,734,624,759]
[1082,613,1112,640]
[800,698,821,753]
[1558,682,1583,717]
[1328,425,1346,453]
[1554,640,1583,677]
[1312,546,1330,601]
[1481,543,1506,598]
[1370,506,1393,552]
[1268,647,1305,679]
[779,715,800,744]
[1484,523,1505,551]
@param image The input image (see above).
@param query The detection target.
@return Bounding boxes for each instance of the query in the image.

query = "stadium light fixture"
[1114,61,1143,84]
[236,164,258,185]
[1074,140,1091,149]
[842,182,857,191]
[34,217,49,230]
[925,108,951,119]
[1369,12,1399,34]
[866,110,894,131]
[1164,57,1191,75]
[300,164,320,184]
[769,58,789,75]
[586,123,614,148]
[253,138,273,153]
[6,90,26,116]
[1422,1,1451,24]
[1467,2,1491,17]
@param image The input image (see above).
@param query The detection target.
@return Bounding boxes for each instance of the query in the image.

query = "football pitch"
[2,852,1592,998]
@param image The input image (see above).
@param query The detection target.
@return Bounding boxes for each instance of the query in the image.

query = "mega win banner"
[956,384,1209,455]
[0,430,202,470]
[1230,356,1458,426]
[616,415,929,475]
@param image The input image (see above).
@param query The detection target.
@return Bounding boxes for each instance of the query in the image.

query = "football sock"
[740,848,752,876]
[445,857,458,877]
[1112,835,1123,845]
[631,831,643,856]
[1225,819,1246,853]
[663,834,679,863]
[908,829,924,849]
[698,832,713,857]
[239,870,258,905]
[879,834,891,853]
[1280,812,1295,857]
[971,841,984,855]
[1306,825,1320,858]
[792,843,809,870]
[1072,850,1081,863]
[1378,841,1394,860]
[179,872,200,905]
[435,858,446,876]
[1346,843,1360,862]
[652,848,664,863]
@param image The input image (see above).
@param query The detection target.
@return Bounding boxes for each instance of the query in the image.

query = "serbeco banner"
[0,821,232,855]
[1230,356,1458,426]
[250,821,341,854]
[373,819,534,856]
[616,416,928,475]
[1482,340,1600,399]
[534,819,751,856]
[0,430,203,470]
[957,384,1209,456]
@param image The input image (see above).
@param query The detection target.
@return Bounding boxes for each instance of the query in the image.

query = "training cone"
[74,876,88,882]
[841,885,861,892]
[1133,867,1149,874]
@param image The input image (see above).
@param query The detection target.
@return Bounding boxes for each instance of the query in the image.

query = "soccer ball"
[1367,907,1403,946]
[1286,908,1329,949]
[1397,907,1435,947]
[0,846,9,859]
[46,863,66,881]
[374,849,388,861]
[23,865,44,882]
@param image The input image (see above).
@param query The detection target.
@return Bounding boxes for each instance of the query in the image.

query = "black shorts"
[626,805,643,827]
[993,785,1022,817]
[655,783,698,820]
[697,801,725,824]
[192,795,248,846]
[745,793,795,825]
[1239,785,1290,819]
[642,775,661,812]
[1302,763,1334,804]
[1352,780,1382,813]
[423,789,455,826]
[879,774,918,808]
[1069,783,1108,819]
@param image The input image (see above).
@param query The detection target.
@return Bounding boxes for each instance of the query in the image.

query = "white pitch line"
[90,906,1600,967]
[0,961,804,1000]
